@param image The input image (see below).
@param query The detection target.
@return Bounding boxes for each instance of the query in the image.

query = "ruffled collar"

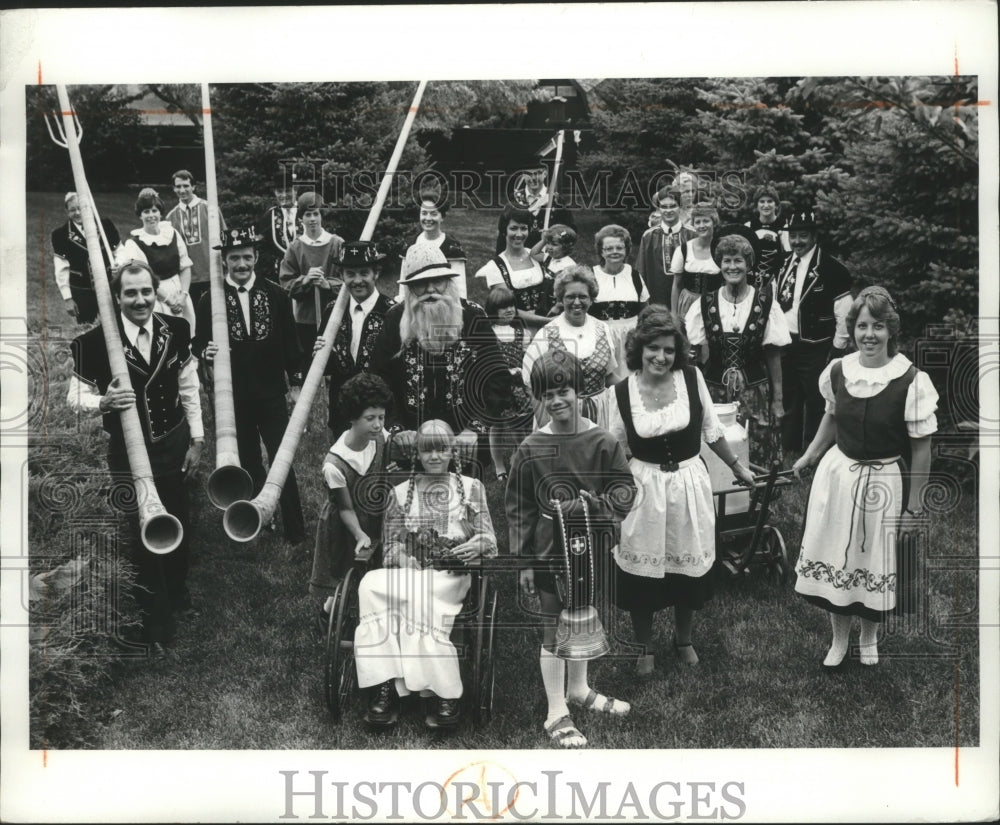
[840,351,912,384]
[131,222,175,246]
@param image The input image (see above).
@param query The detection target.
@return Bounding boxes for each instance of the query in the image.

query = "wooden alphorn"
[56,84,182,553]
[201,82,254,509]
[224,80,428,542]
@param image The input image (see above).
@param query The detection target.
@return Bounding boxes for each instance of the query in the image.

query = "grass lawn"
[24,190,980,750]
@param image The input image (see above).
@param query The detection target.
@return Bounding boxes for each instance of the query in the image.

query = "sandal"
[495,471,508,483]
[673,638,699,666]
[568,688,631,717]
[544,715,587,748]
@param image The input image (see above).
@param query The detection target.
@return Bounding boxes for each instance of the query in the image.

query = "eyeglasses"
[563,294,591,303]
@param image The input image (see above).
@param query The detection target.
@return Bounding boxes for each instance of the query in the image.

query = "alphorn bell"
[53,85,182,553]
[201,82,253,509]
[223,79,429,542]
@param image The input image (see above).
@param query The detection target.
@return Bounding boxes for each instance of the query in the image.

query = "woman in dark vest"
[792,287,938,669]
[685,227,790,468]
[118,187,196,334]
[608,307,754,675]
[475,205,555,329]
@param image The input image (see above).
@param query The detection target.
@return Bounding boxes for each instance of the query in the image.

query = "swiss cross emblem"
[570,537,587,555]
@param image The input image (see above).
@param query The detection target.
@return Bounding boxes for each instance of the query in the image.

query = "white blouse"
[475,252,545,289]
[321,430,389,489]
[669,241,720,276]
[685,286,791,347]
[593,264,650,302]
[819,352,939,438]
[608,370,726,447]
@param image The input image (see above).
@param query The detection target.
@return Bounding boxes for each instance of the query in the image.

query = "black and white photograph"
[2,3,997,823]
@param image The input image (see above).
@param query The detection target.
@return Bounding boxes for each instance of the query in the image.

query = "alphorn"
[201,82,254,509]
[224,80,429,542]
[54,84,182,553]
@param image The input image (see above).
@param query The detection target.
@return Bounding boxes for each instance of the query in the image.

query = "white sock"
[323,596,335,613]
[565,659,589,702]
[824,613,852,666]
[540,647,569,725]
[858,619,880,665]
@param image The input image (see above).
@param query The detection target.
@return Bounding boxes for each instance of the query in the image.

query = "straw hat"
[399,244,460,285]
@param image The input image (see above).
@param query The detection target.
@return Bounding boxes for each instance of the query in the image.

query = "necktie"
[237,286,251,332]
[779,257,800,310]
[136,327,151,362]
[350,304,365,360]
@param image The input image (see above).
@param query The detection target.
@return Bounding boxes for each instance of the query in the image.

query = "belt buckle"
[659,461,679,473]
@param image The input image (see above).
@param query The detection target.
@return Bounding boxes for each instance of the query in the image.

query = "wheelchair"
[323,548,498,728]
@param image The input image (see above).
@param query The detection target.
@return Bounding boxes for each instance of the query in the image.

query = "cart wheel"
[762,526,790,584]
[472,582,498,729]
[324,567,358,719]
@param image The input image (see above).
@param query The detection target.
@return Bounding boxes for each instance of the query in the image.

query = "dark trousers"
[295,322,320,376]
[780,337,830,454]
[235,393,305,540]
[71,284,100,325]
[188,281,211,313]
[108,424,190,645]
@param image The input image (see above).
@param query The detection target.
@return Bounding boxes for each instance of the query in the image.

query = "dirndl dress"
[608,368,727,611]
[793,353,938,620]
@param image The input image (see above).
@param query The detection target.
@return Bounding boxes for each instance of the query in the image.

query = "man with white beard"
[370,245,506,475]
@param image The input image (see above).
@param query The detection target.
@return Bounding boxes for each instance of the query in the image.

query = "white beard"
[400,292,462,354]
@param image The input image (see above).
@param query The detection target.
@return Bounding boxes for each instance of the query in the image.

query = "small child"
[485,284,534,481]
[354,419,498,729]
[309,373,394,625]
[530,224,578,278]
[505,350,637,748]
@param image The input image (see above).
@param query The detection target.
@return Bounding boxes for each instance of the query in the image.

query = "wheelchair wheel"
[762,526,790,584]
[324,567,359,719]
[471,578,498,729]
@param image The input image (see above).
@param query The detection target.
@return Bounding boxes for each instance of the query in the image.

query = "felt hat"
[215,226,263,251]
[786,209,819,231]
[340,240,385,269]
[399,244,459,285]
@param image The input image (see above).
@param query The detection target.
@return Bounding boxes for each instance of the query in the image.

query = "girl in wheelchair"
[354,419,498,729]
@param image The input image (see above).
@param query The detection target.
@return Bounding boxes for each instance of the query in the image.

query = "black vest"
[614,366,703,465]
[831,359,916,461]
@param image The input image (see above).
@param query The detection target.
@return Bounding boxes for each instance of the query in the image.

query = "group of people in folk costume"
[59,167,938,745]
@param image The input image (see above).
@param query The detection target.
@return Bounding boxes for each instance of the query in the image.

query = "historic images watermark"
[273,164,749,212]
[279,767,748,821]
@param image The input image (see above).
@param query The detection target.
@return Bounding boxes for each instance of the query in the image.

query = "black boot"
[364,681,399,727]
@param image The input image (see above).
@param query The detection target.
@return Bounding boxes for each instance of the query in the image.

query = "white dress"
[793,353,938,618]
[608,369,726,579]
[353,474,497,699]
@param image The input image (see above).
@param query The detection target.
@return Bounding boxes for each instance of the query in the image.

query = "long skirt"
[613,455,716,611]
[793,446,904,621]
[354,567,471,699]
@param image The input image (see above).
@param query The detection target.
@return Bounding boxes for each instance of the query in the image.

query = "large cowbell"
[551,494,610,661]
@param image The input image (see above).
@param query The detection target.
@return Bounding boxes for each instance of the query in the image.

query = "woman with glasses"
[590,224,649,381]
[522,265,618,428]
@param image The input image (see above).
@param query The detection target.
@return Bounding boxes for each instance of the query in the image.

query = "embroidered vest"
[492,255,553,315]
[701,287,772,390]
